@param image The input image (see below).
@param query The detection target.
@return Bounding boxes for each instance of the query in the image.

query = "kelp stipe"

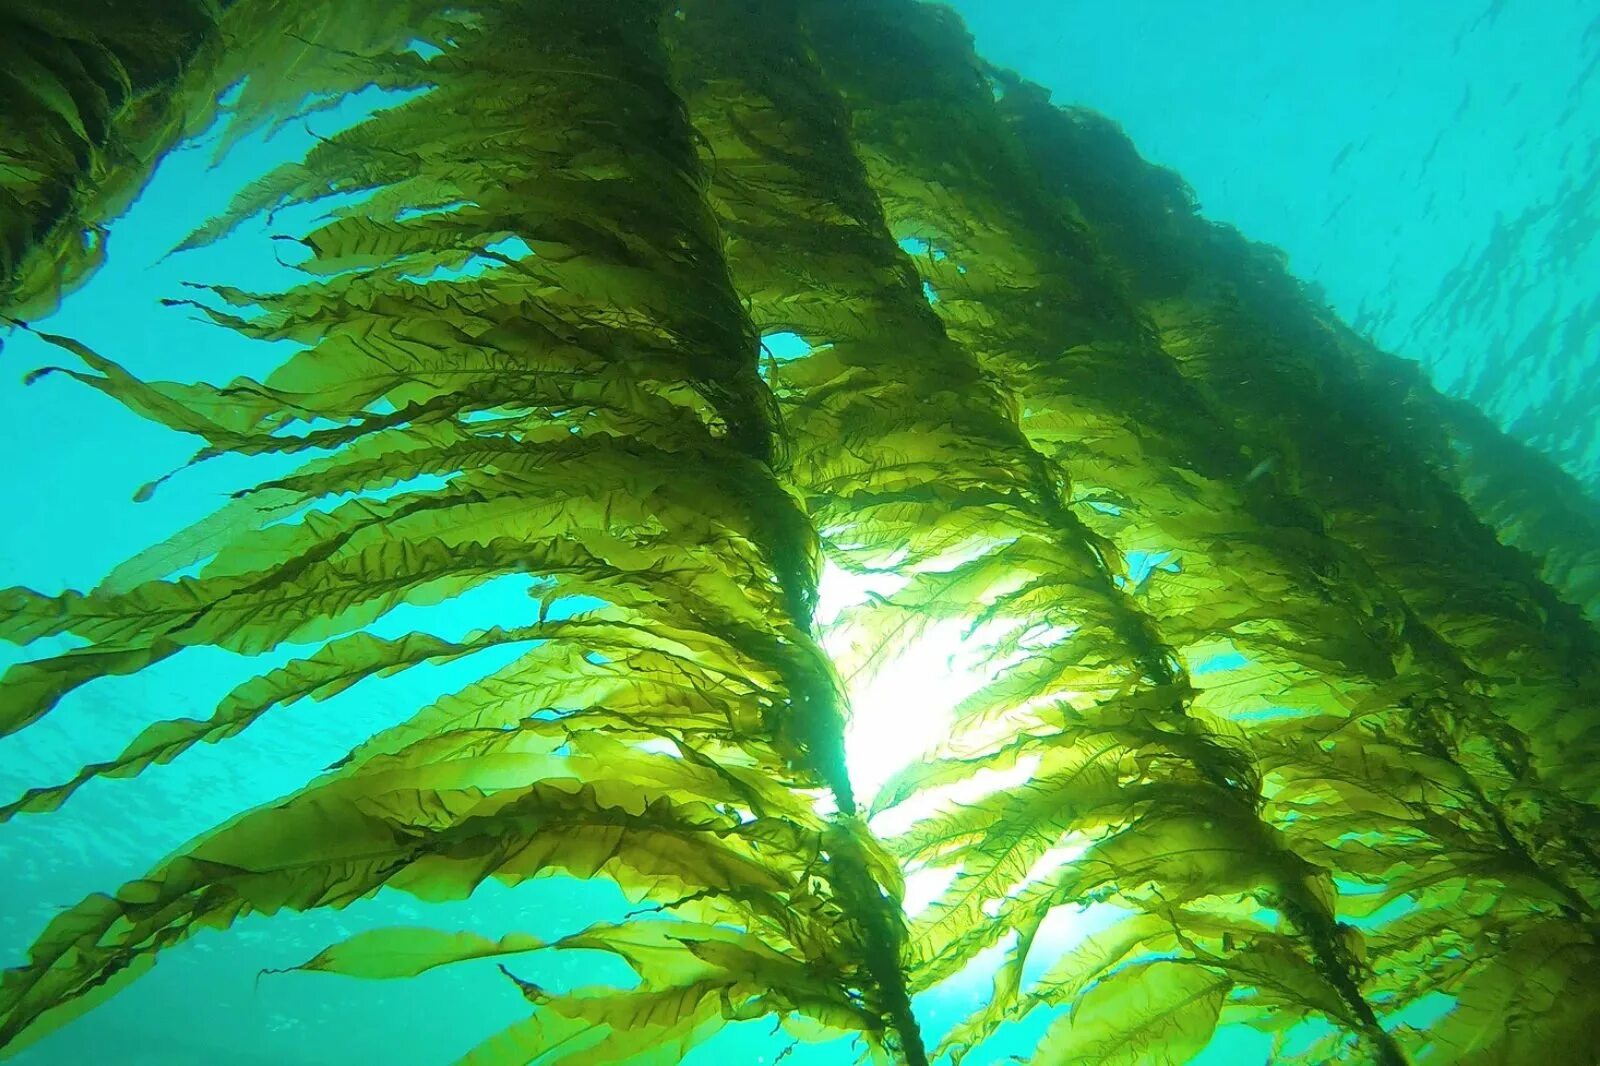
[666,3,1370,1059]
[2,1,1598,1064]
[985,55,1600,1063]
[1,2,918,1061]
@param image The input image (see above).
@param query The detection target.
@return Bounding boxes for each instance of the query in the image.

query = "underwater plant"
[1,0,1596,1063]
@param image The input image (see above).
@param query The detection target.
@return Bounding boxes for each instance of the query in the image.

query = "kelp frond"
[2,1,1597,1064]
[0,2,915,1061]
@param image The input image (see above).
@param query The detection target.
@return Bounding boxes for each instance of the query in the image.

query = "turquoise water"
[1,2,1595,1063]
[951,0,1600,498]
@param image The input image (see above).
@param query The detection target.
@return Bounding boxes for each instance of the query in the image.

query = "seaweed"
[1,1,1596,1063]
[1,2,910,1061]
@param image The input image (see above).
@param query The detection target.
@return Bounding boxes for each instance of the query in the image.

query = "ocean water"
[0,2,1595,1064]
[950,0,1600,498]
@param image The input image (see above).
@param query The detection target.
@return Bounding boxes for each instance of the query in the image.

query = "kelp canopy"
[0,0,1596,1063]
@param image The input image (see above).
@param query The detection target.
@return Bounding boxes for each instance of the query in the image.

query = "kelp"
[0,0,456,317]
[672,2,1452,1062]
[2,1,1598,1064]
[0,1,915,1061]
[990,79,1600,795]
[0,0,218,314]
[794,3,1421,1061]
[1344,344,1600,626]
[975,57,1600,1063]
[797,1,1597,1061]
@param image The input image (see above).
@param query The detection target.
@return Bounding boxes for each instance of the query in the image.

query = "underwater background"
[0,0,1596,1063]
[954,0,1600,499]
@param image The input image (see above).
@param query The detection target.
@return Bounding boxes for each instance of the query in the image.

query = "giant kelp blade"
[1031,960,1232,1066]
[273,928,549,981]
[0,0,902,1059]
[666,3,1412,1063]
[5,0,1600,1062]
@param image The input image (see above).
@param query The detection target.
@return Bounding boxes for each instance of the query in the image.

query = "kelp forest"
[1,0,1598,1063]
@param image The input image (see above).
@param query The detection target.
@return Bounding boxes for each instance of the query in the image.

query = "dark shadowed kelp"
[1,0,1597,1063]
[0,0,219,314]
[0,0,453,318]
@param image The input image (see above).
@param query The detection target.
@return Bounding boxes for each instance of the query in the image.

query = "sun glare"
[815,560,1030,806]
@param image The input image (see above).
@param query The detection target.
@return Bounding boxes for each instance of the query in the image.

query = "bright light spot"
[835,616,983,802]
[902,865,960,917]
[1192,650,1249,675]
[922,280,941,304]
[1020,902,1131,986]
[1009,838,1091,897]
[761,330,815,363]
[404,38,445,60]
[821,559,1017,803]
[814,559,910,626]
[871,754,1040,838]
[1117,548,1179,591]
[485,234,534,260]
[829,606,1038,807]
[815,558,1071,811]
[897,235,948,262]
[810,789,839,819]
